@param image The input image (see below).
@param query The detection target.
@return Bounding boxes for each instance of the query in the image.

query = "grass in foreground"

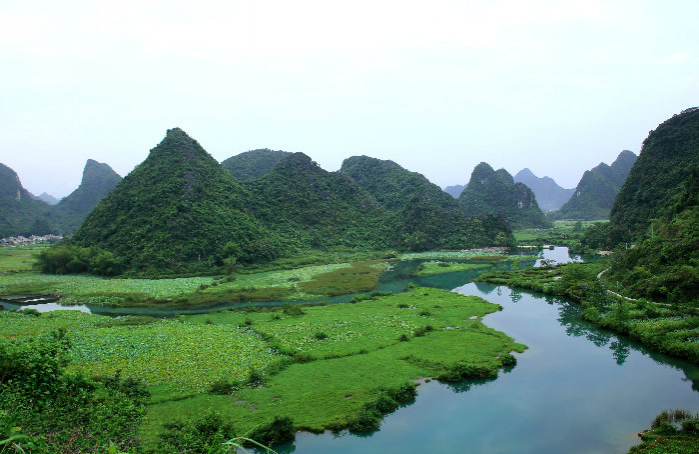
[0,286,526,447]
[627,409,698,454]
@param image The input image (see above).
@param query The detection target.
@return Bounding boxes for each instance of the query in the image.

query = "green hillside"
[70,128,278,275]
[458,163,551,229]
[221,149,291,181]
[0,163,55,237]
[554,150,636,220]
[54,159,122,233]
[610,107,699,237]
[245,153,393,250]
[340,155,512,249]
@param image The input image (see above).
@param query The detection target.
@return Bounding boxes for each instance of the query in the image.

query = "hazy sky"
[2,0,698,199]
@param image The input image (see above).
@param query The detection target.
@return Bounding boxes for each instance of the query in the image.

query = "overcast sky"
[2,0,698,199]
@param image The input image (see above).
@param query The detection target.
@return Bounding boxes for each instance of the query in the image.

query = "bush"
[158,410,236,454]
[246,416,295,446]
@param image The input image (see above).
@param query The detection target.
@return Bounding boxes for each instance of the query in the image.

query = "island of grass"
[0,286,526,448]
[414,261,490,276]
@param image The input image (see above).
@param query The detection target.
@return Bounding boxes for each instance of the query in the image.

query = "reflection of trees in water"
[509,288,522,303]
[609,341,631,365]
[473,281,496,295]
[443,376,498,394]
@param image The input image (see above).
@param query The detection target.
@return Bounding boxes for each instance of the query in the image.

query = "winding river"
[7,248,698,453]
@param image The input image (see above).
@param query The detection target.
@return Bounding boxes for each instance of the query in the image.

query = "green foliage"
[221,149,291,181]
[0,330,149,453]
[0,163,57,238]
[70,128,282,276]
[53,159,122,234]
[553,150,636,220]
[627,409,699,454]
[458,162,551,229]
[156,410,236,454]
[612,107,699,238]
[36,245,124,276]
[246,416,295,447]
[606,168,699,306]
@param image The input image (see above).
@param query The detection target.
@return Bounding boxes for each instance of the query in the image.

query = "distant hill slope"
[458,162,551,229]
[339,155,513,249]
[221,149,291,181]
[554,150,637,220]
[513,168,574,211]
[245,153,393,249]
[54,159,122,234]
[444,184,466,198]
[30,192,59,205]
[0,163,54,237]
[339,156,459,212]
[71,128,277,274]
[611,107,699,237]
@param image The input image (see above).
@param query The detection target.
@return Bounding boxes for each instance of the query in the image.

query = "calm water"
[5,248,698,453]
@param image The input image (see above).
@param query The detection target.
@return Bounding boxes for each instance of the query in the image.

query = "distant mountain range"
[458,163,551,229]
[552,150,637,220]
[513,168,574,212]
[30,192,59,205]
[64,129,515,274]
[0,160,121,237]
[444,184,466,198]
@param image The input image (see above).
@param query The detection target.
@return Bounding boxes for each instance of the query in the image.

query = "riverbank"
[477,262,699,364]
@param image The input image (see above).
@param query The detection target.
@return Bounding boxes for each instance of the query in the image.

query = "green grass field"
[0,286,526,445]
[513,220,607,245]
[414,261,490,276]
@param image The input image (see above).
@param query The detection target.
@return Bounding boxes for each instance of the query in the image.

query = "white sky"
[2,0,698,198]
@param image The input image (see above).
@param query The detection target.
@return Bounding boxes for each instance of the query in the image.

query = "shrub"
[314,331,329,340]
[246,416,295,446]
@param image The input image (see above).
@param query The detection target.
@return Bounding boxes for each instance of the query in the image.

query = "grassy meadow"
[0,286,526,446]
[513,220,607,246]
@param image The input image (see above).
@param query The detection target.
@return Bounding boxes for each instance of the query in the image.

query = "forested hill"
[458,162,551,229]
[244,152,393,250]
[513,168,574,211]
[54,159,122,233]
[339,155,514,250]
[553,150,636,220]
[610,107,699,237]
[71,128,277,275]
[339,155,458,212]
[0,162,54,237]
[221,149,291,181]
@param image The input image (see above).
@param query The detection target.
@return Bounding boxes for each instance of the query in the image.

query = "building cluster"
[0,234,63,246]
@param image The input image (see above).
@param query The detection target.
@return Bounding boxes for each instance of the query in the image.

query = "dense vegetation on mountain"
[444,184,466,198]
[605,166,699,305]
[610,107,699,237]
[513,168,574,211]
[70,128,279,275]
[54,159,122,233]
[221,149,291,181]
[0,163,54,237]
[458,163,551,229]
[340,155,459,211]
[245,153,393,250]
[552,150,636,220]
[339,155,513,249]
